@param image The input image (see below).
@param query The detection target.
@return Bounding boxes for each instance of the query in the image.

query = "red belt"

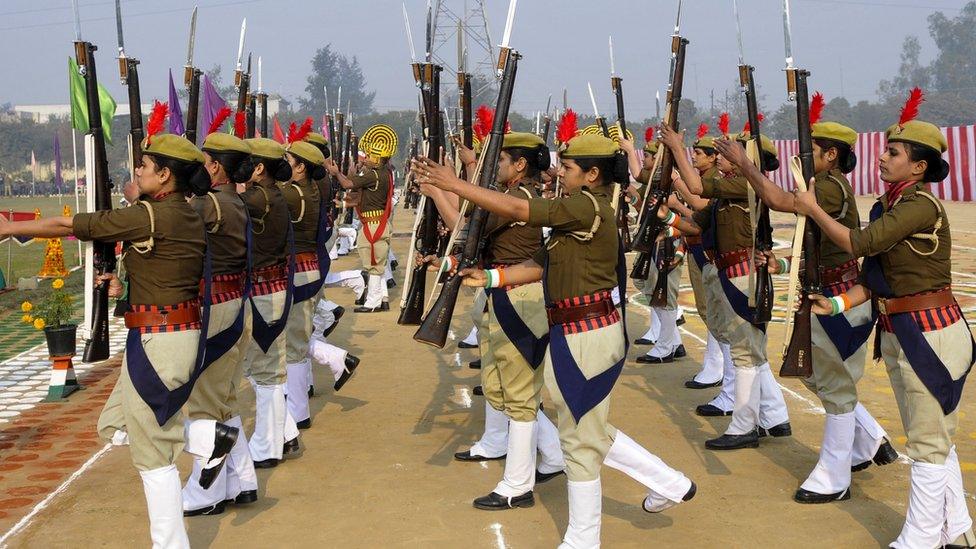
[685,235,702,246]
[199,276,243,297]
[821,261,859,288]
[547,299,615,326]
[252,263,287,283]
[124,306,201,330]
[295,251,318,263]
[714,248,751,271]
[876,287,955,315]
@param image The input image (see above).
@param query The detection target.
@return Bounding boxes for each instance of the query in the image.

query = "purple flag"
[53,134,63,193]
[168,69,186,136]
[199,74,229,146]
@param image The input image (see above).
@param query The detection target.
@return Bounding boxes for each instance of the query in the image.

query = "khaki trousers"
[633,261,681,310]
[543,320,626,482]
[243,289,288,386]
[687,254,708,322]
[481,282,549,423]
[702,263,767,367]
[285,268,320,363]
[187,299,253,422]
[357,221,391,276]
[97,330,199,471]
[801,301,873,415]
[882,319,973,464]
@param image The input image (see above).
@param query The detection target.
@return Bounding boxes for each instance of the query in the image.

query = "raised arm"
[714,138,795,212]
[413,157,529,223]
[618,137,644,181]
[0,216,74,239]
[659,124,703,195]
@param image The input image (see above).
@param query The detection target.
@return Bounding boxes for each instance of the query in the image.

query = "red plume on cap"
[207,106,232,136]
[718,113,730,136]
[145,100,169,145]
[697,123,709,140]
[556,109,579,144]
[742,113,764,133]
[234,111,246,139]
[899,87,925,127]
[474,105,494,141]
[287,117,313,144]
[644,126,655,143]
[809,92,825,126]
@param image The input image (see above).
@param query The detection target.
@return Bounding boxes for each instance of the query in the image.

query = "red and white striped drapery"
[765,124,976,201]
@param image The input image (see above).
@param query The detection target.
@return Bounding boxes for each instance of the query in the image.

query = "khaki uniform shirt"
[814,169,860,269]
[348,165,392,213]
[851,182,951,296]
[694,173,752,253]
[528,184,618,301]
[484,183,542,266]
[280,179,321,254]
[73,192,205,306]
[241,181,290,269]
[190,184,248,275]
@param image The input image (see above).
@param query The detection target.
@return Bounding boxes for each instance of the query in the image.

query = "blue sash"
[689,242,707,270]
[487,287,549,370]
[292,196,334,304]
[862,201,973,415]
[815,276,876,362]
[126,240,212,426]
[249,224,296,353]
[201,215,253,370]
[709,199,766,332]
[545,243,629,424]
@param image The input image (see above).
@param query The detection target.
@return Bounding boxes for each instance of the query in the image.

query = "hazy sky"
[0,0,969,121]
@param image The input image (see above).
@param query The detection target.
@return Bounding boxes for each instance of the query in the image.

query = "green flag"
[68,57,117,144]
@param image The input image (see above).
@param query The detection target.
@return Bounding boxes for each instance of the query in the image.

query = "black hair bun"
[187,164,212,197]
[230,158,254,184]
[535,145,551,171]
[930,158,950,182]
[613,151,630,183]
[762,152,780,173]
[312,165,328,181]
[839,151,858,174]
[273,160,293,182]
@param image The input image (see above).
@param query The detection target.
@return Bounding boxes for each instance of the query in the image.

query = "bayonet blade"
[783,0,795,69]
[732,0,745,66]
[609,36,615,77]
[235,18,247,72]
[246,53,252,75]
[545,94,552,115]
[337,87,342,114]
[587,82,600,118]
[675,0,683,34]
[324,85,330,114]
[114,0,125,55]
[402,3,417,63]
[258,56,263,92]
[562,88,568,111]
[500,0,518,49]
[186,6,198,68]
[456,19,464,73]
[71,0,82,41]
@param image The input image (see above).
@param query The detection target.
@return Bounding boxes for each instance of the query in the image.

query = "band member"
[715,112,896,504]
[0,131,229,548]
[421,132,566,509]
[794,90,974,547]
[183,129,260,515]
[280,138,329,436]
[414,131,695,548]
[660,124,791,450]
[241,137,293,468]
[326,124,397,313]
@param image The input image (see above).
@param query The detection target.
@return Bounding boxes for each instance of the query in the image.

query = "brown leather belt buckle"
[876,298,887,316]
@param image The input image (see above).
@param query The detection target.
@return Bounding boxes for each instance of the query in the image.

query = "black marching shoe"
[334,354,361,392]
[472,385,484,396]
[676,314,686,326]
[674,344,687,358]
[794,486,851,504]
[380,301,390,311]
[231,490,258,505]
[283,437,300,456]
[386,278,396,289]
[454,450,506,462]
[634,337,656,346]
[535,469,566,485]
[296,418,312,430]
[199,423,240,489]
[756,422,792,438]
[468,359,482,369]
[321,306,345,338]
[636,351,675,364]
[458,340,478,349]
[253,458,279,469]
[473,491,535,510]
[705,431,760,450]
[184,501,226,517]
[852,438,899,472]
[391,260,399,271]
[355,305,382,313]
[695,404,732,417]
[308,385,314,398]
[355,293,366,306]
[684,379,722,389]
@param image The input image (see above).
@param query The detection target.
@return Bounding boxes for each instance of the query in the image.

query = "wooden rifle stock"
[781,69,820,378]
[257,93,268,138]
[184,68,201,144]
[76,41,115,363]
[247,95,256,138]
[741,65,774,325]
[413,49,520,348]
[632,37,688,254]
[610,76,632,251]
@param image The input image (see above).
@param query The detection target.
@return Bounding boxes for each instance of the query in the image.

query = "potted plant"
[22,278,77,357]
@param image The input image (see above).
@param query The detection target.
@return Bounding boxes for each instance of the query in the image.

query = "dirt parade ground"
[1,196,975,548]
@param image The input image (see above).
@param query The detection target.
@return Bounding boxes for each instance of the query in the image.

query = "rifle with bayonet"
[183,6,202,144]
[233,20,249,127]
[631,7,689,284]
[74,1,114,362]
[414,46,521,348]
[780,0,819,377]
[733,0,774,324]
[608,36,634,252]
[115,0,143,177]
[541,95,552,147]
